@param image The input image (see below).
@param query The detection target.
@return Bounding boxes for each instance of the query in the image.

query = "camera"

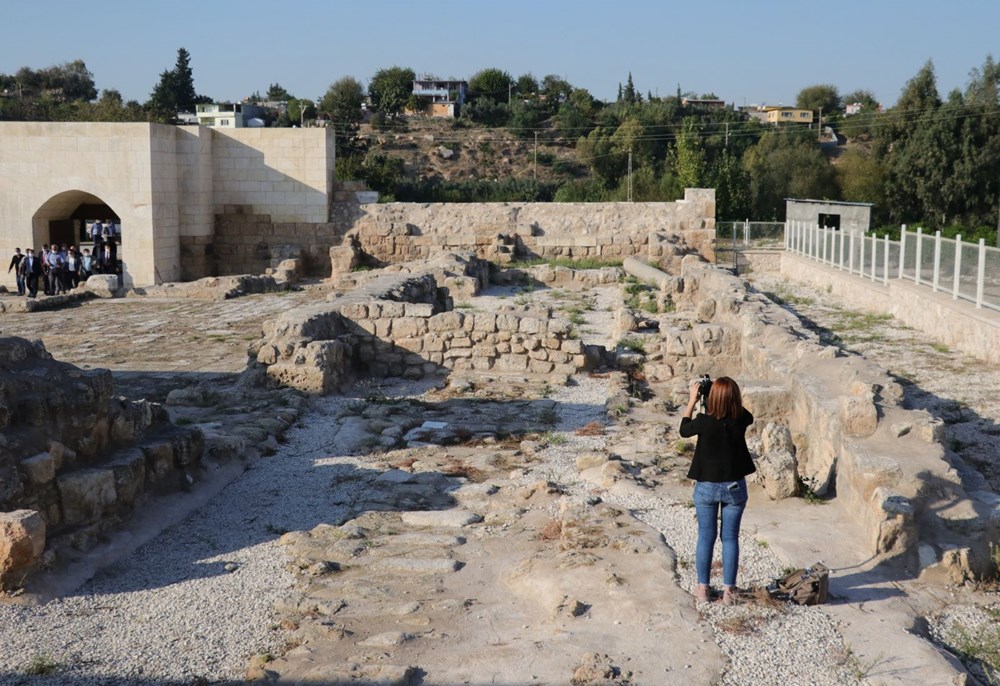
[697,374,713,410]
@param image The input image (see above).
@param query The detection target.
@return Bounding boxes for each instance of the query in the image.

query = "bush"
[394,178,557,203]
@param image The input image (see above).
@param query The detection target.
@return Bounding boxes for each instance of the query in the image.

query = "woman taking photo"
[679,376,755,604]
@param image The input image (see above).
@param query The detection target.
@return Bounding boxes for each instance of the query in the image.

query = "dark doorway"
[48,219,75,246]
[818,213,841,230]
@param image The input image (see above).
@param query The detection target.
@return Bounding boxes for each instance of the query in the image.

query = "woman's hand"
[683,381,700,418]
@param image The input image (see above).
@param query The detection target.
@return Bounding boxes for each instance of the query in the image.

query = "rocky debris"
[748,422,799,500]
[85,274,122,298]
[0,510,46,590]
[571,652,630,685]
[138,274,289,300]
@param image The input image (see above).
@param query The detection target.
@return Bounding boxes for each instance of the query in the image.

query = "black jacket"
[679,408,755,482]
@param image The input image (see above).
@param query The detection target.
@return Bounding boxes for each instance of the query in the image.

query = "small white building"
[195,102,274,128]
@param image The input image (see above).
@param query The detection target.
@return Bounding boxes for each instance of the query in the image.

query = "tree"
[508,101,544,139]
[836,149,884,205]
[146,47,206,119]
[672,118,706,189]
[516,73,539,96]
[267,83,291,101]
[285,97,317,126]
[743,131,838,219]
[369,66,415,117]
[622,72,638,105]
[711,149,752,220]
[469,68,512,103]
[795,84,840,116]
[317,77,363,130]
[842,89,879,112]
[541,75,573,103]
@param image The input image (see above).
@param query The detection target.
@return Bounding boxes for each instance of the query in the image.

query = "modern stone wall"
[0,336,204,590]
[0,123,335,288]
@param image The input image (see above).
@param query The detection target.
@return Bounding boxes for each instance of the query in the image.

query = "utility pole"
[996,195,1000,248]
[627,150,633,203]
[533,131,538,181]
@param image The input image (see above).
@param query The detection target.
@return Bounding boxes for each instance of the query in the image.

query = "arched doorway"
[32,190,120,248]
[32,190,123,281]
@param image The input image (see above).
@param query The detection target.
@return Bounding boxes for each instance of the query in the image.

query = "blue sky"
[3,0,997,107]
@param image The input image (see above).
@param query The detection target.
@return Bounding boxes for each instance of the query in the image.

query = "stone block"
[380,301,405,318]
[86,274,121,298]
[473,313,498,333]
[496,313,519,332]
[0,510,46,591]
[428,311,465,332]
[19,453,56,485]
[519,317,541,334]
[110,449,147,507]
[143,442,175,486]
[404,302,434,317]
[840,395,878,437]
[393,317,428,338]
[529,359,554,374]
[57,469,116,526]
[562,339,583,355]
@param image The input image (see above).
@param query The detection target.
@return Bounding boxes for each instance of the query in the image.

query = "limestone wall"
[209,128,333,223]
[209,188,717,279]
[344,188,716,270]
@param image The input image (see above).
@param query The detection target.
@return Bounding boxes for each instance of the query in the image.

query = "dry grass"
[575,421,606,436]
[539,519,563,541]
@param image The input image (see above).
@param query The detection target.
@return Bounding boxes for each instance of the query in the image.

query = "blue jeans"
[693,479,747,587]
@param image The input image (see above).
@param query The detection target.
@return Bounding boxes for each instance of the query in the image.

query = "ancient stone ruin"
[0,337,204,590]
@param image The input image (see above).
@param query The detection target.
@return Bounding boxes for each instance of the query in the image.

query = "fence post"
[859,230,866,277]
[914,227,923,285]
[744,219,749,246]
[953,234,962,300]
[932,230,942,292]
[870,233,877,281]
[839,230,845,269]
[883,234,890,286]
[848,231,855,273]
[976,238,986,308]
[898,225,907,279]
[784,220,789,250]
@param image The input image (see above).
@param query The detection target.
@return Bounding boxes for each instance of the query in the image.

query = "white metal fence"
[784,221,1000,312]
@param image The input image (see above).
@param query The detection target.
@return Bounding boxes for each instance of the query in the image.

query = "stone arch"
[31,190,121,248]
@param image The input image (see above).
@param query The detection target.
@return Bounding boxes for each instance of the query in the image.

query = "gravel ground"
[0,391,373,685]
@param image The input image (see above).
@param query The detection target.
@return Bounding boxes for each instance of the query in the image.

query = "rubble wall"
[251,266,583,394]
[0,337,205,590]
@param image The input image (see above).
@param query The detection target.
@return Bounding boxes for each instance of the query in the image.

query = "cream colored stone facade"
[0,123,334,288]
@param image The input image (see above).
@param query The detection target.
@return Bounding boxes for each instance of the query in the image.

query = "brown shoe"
[722,587,738,605]
[695,584,711,603]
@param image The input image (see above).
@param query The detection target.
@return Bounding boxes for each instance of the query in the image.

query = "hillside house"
[411,78,467,118]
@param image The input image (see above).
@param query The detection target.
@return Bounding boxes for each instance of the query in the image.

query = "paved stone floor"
[0,288,319,400]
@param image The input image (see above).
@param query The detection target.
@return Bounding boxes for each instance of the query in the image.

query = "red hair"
[707,376,743,420]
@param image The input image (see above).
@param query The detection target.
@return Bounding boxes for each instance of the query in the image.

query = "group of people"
[6,220,119,298]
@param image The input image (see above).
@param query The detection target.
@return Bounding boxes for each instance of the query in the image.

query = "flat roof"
[785,198,874,207]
